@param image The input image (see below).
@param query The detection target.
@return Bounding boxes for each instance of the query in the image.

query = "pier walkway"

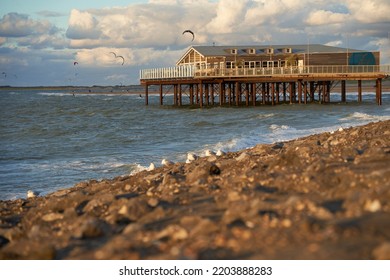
[140,65,390,106]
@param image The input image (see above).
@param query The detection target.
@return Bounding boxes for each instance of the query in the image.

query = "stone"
[372,242,390,260]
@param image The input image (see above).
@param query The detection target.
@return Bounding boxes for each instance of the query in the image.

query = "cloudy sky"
[0,0,389,86]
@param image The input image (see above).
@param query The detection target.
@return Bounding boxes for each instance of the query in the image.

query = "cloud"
[206,0,248,33]
[1,0,389,86]
[0,13,55,37]
[306,10,349,26]
[347,0,390,23]
[66,9,101,40]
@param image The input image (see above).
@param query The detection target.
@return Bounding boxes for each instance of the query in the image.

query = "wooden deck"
[140,65,390,106]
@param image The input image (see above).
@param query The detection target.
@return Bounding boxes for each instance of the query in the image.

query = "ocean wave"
[256,113,275,119]
[341,112,390,122]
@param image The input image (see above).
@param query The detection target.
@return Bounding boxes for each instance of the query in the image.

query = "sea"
[1,86,389,200]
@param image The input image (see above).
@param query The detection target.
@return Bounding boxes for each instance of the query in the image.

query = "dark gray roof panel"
[191,44,364,56]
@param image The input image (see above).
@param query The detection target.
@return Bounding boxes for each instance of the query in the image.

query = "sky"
[0,0,389,86]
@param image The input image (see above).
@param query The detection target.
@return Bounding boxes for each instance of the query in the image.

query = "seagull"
[205,150,216,157]
[216,149,226,156]
[27,190,39,199]
[148,163,155,171]
[161,159,174,166]
[187,152,198,162]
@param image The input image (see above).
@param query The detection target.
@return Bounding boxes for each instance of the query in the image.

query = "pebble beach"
[0,120,389,259]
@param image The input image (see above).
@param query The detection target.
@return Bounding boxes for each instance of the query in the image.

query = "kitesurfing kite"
[182,30,195,41]
[73,61,78,65]
[109,52,125,65]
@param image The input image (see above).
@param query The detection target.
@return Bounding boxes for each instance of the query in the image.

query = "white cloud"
[1,0,389,86]
[306,10,349,26]
[347,0,390,23]
[0,13,55,37]
[66,9,101,40]
[206,0,248,33]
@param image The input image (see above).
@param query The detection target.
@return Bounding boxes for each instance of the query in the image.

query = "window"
[284,48,292,54]
[248,48,256,54]
[266,48,274,54]
[231,49,237,54]
[226,61,235,68]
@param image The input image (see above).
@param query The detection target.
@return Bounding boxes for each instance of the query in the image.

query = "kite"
[182,30,195,41]
[109,52,125,65]
[73,61,78,65]
[117,55,125,65]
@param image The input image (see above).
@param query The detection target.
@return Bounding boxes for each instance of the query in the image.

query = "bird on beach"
[205,149,216,157]
[148,163,155,171]
[187,152,198,162]
[216,149,226,156]
[27,190,39,199]
[161,159,174,166]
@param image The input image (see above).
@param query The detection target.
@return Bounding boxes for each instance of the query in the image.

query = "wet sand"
[0,120,389,260]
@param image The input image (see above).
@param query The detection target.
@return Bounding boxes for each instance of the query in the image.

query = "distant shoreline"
[1,81,390,94]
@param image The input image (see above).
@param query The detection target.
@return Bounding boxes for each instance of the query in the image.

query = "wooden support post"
[288,82,293,104]
[235,81,240,106]
[245,83,249,106]
[341,80,346,102]
[252,83,256,106]
[196,84,199,105]
[358,80,362,102]
[159,84,163,105]
[275,83,280,104]
[298,80,302,104]
[219,82,224,106]
[266,83,270,103]
[283,82,287,102]
[173,84,178,105]
[262,83,266,104]
[199,82,203,108]
[303,81,307,104]
[310,82,315,102]
[189,84,194,105]
[205,84,209,105]
[271,82,275,106]
[178,84,182,106]
[145,84,149,105]
[321,81,326,103]
[376,78,382,105]
[327,82,331,103]
[211,84,215,105]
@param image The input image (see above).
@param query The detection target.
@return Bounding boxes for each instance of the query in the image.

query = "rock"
[236,152,250,161]
[74,218,108,239]
[147,198,159,208]
[209,164,221,175]
[372,242,390,260]
[41,213,64,222]
[0,235,9,248]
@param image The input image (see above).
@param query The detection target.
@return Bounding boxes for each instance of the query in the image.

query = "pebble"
[147,198,159,207]
[41,213,64,222]
[236,152,250,161]
[372,242,390,259]
[364,199,382,212]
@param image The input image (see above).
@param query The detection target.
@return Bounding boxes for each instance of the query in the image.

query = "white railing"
[140,65,390,80]
[140,65,194,80]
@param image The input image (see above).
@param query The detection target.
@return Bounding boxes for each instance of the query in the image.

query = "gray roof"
[191,44,366,56]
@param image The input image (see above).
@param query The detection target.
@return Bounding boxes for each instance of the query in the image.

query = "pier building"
[140,44,389,106]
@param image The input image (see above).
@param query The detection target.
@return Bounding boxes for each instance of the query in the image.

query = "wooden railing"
[140,65,390,80]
